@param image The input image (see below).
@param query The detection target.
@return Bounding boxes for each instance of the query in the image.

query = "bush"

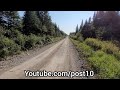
[52,37,63,42]
[85,38,120,56]
[24,34,43,49]
[77,35,84,42]
[101,41,119,55]
[0,26,5,35]
[41,36,46,45]
[0,36,21,58]
[85,38,102,50]
[44,36,53,44]
[114,51,120,60]
[36,38,43,45]
[12,31,27,50]
[77,42,93,57]
[71,36,78,40]
[4,29,21,38]
[15,34,26,50]
[71,39,93,57]
[4,29,26,50]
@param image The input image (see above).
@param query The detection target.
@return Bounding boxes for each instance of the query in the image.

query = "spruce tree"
[23,11,42,35]
[75,24,79,34]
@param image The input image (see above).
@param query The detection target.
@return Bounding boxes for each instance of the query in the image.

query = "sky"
[19,11,94,35]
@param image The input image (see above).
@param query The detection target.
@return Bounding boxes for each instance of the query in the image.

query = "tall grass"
[85,38,120,60]
[88,50,120,79]
[71,38,120,79]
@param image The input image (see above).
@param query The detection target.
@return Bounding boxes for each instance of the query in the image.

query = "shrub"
[0,26,5,35]
[71,36,78,40]
[52,37,63,42]
[41,36,46,45]
[85,38,120,56]
[114,51,120,60]
[71,39,93,57]
[24,34,42,49]
[0,36,21,58]
[85,38,102,50]
[101,41,119,55]
[77,35,84,42]
[77,42,93,57]
[71,39,79,46]
[4,29,21,38]
[44,36,53,44]
[36,39,43,45]
[14,33,27,50]
[4,29,27,50]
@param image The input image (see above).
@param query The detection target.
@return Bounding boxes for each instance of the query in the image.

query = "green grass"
[71,38,120,79]
[85,38,102,50]
[88,50,120,79]
[85,38,120,60]
[71,39,93,57]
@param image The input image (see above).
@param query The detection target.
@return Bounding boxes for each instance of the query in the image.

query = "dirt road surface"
[0,37,92,79]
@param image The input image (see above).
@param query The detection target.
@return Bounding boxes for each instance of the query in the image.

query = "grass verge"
[70,38,120,79]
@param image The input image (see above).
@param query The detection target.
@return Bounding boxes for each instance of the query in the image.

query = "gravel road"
[0,37,94,79]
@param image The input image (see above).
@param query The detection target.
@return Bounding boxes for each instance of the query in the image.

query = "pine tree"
[79,20,83,32]
[7,11,21,29]
[36,11,46,25]
[75,24,79,34]
[88,17,91,23]
[23,11,42,35]
[0,11,6,27]
[0,11,21,29]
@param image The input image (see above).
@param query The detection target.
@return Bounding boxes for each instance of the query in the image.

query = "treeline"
[0,11,66,58]
[72,11,120,42]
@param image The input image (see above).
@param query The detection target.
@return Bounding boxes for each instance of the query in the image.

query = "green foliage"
[4,29,26,50]
[78,42,93,57]
[85,38,102,50]
[71,36,78,40]
[51,37,63,42]
[24,34,41,49]
[0,36,21,58]
[71,38,120,79]
[0,26,5,35]
[23,11,42,35]
[71,39,93,57]
[42,25,48,34]
[114,51,120,61]
[78,11,120,41]
[75,24,79,34]
[76,33,84,42]
[88,50,120,79]
[85,38,120,58]
[15,34,26,50]
[41,36,54,45]
[45,36,53,44]
[95,27,107,40]
[0,11,66,59]
[102,41,119,54]
[0,11,21,30]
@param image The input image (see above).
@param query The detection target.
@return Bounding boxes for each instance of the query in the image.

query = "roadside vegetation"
[70,11,120,79]
[0,11,66,59]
